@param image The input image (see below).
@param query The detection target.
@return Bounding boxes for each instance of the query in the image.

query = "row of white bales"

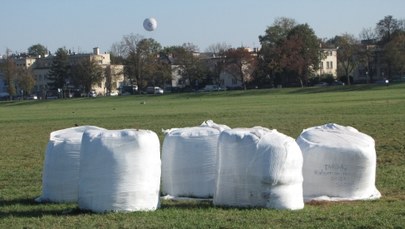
[36,120,381,212]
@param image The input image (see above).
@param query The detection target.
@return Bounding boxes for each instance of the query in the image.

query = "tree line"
[1,15,404,99]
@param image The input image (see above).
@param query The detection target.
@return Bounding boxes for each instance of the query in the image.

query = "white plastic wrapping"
[36,126,105,203]
[78,129,161,212]
[162,120,230,198]
[214,127,304,210]
[296,123,381,201]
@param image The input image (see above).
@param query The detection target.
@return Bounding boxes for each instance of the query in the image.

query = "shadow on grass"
[0,198,38,206]
[0,198,93,218]
[160,199,213,210]
[287,85,377,94]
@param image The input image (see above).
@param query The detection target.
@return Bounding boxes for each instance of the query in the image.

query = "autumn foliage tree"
[223,47,257,90]
[259,17,297,87]
[259,19,320,87]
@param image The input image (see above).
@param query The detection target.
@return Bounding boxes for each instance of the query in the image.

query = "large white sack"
[36,125,105,203]
[214,127,304,210]
[296,123,381,201]
[78,129,161,213]
[162,120,230,198]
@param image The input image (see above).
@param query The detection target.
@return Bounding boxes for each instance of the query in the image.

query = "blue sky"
[1,0,404,54]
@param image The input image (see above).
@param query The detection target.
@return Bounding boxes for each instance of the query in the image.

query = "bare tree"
[359,27,377,41]
[376,15,400,44]
[359,28,378,83]
[336,34,360,85]
[206,42,231,55]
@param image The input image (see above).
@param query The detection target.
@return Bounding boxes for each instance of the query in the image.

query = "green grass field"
[1,84,404,228]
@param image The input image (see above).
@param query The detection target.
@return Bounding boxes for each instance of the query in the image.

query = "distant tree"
[206,42,231,55]
[335,34,360,85]
[116,34,167,91]
[376,15,401,44]
[259,17,297,46]
[223,47,257,90]
[164,44,207,89]
[259,17,298,86]
[375,15,405,79]
[48,47,69,90]
[384,33,405,77]
[119,34,144,87]
[359,28,378,83]
[110,42,126,64]
[17,67,36,96]
[138,38,171,87]
[0,49,18,99]
[104,65,114,94]
[28,44,48,57]
[205,42,230,84]
[278,24,321,87]
[360,27,377,41]
[70,57,103,94]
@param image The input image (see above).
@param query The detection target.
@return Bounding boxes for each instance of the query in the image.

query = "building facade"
[317,48,338,77]
[0,48,124,98]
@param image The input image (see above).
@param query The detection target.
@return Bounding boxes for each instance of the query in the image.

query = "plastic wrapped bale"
[36,126,105,203]
[78,129,161,213]
[162,120,230,198]
[214,127,304,210]
[296,123,381,201]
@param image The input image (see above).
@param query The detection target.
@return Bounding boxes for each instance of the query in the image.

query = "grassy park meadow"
[0,84,404,228]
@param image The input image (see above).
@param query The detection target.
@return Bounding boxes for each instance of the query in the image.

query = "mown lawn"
[0,84,404,228]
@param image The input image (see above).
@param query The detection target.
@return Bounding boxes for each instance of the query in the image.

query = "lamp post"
[366,71,369,84]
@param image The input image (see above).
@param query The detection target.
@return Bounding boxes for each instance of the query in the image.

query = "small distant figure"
[385,78,389,86]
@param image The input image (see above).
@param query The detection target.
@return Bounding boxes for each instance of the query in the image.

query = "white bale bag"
[36,126,105,203]
[296,123,381,201]
[78,129,161,213]
[162,120,230,198]
[214,127,304,210]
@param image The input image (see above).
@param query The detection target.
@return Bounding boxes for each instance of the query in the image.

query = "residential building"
[0,48,125,97]
[317,48,338,78]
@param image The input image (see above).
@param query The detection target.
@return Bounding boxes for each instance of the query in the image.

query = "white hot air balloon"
[143,17,157,31]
